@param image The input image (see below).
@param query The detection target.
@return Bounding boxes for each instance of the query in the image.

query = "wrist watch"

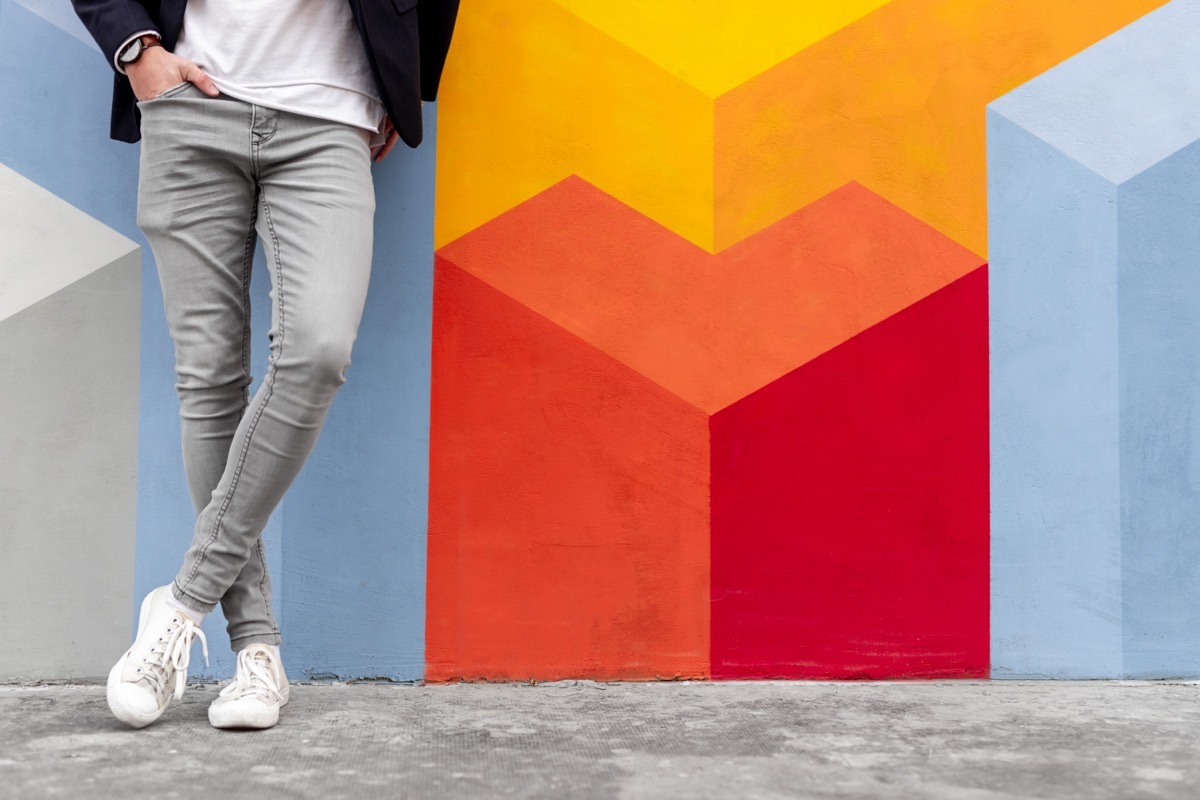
[119,35,162,67]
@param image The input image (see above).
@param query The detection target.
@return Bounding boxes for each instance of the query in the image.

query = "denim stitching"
[239,197,257,408]
[246,117,274,631]
[242,196,277,634]
[256,539,277,632]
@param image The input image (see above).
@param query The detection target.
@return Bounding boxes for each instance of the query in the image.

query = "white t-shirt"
[173,0,386,138]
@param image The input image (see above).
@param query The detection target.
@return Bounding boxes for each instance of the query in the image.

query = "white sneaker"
[208,644,290,730]
[106,585,209,728]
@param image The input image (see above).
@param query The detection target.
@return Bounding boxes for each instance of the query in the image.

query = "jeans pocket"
[138,81,193,106]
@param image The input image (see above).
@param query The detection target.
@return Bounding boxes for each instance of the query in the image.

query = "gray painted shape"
[0,166,140,680]
[0,163,137,319]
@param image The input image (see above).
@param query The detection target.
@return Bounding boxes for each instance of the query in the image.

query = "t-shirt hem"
[209,78,384,135]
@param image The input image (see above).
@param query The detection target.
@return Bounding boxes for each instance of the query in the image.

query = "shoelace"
[137,616,209,702]
[220,646,285,702]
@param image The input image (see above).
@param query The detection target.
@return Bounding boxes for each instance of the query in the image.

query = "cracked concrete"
[2,681,1199,798]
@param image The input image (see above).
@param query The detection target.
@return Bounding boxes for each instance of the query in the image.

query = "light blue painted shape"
[280,112,436,682]
[1,0,432,680]
[0,2,139,238]
[990,0,1200,679]
[11,0,97,50]
[990,0,1200,187]
[1117,141,1200,678]
[988,110,1122,678]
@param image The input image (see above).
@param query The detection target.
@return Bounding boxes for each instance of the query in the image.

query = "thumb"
[184,62,219,96]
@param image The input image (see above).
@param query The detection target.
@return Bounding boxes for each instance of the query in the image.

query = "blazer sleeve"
[417,0,459,102]
[71,0,158,72]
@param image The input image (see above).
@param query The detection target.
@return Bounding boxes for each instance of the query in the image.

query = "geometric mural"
[428,0,1179,681]
[2,0,1196,681]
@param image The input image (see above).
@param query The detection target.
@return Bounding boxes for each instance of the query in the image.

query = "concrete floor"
[2,681,1199,799]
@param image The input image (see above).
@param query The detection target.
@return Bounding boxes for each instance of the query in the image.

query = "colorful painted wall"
[4,0,1199,681]
[425,0,1184,682]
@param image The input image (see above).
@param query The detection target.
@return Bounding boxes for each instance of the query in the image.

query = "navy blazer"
[71,0,458,147]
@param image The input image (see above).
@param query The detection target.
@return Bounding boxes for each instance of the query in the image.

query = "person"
[70,0,458,730]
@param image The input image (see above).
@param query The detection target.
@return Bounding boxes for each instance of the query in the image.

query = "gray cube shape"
[0,163,140,680]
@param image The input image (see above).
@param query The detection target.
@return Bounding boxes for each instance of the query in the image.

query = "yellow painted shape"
[713,0,1169,255]
[549,0,892,98]
[436,0,1168,254]
[435,0,714,250]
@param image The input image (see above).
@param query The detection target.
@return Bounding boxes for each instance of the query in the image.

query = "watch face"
[120,38,143,64]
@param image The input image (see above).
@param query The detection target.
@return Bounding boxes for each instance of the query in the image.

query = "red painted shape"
[710,267,990,680]
[426,262,710,682]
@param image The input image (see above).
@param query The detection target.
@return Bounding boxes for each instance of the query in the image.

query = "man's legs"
[136,86,281,651]
[111,86,373,729]
[167,100,376,620]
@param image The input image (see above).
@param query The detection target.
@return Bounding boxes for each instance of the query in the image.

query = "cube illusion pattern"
[4,0,1186,681]
[427,0,1175,680]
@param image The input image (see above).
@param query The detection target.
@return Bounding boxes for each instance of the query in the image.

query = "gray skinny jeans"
[136,83,375,651]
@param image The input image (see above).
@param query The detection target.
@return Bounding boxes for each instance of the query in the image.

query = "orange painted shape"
[436,0,1167,255]
[433,0,715,251]
[714,0,1169,254]
[436,177,983,414]
[425,262,710,682]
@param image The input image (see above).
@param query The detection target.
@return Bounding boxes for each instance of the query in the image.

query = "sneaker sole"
[209,681,289,730]
[106,589,168,729]
[208,699,283,730]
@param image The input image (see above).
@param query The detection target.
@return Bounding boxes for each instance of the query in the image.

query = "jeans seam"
[240,197,256,407]
[242,219,276,633]
[257,539,276,631]
[179,151,288,596]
